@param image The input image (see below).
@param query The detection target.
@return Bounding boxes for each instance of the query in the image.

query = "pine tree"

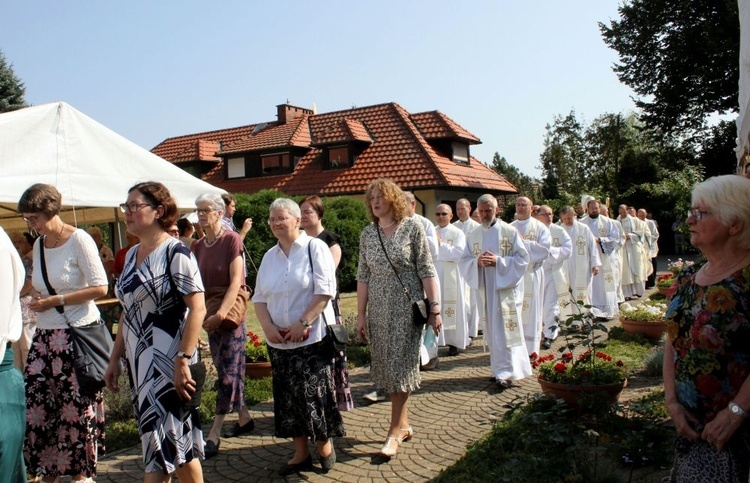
[0,50,27,113]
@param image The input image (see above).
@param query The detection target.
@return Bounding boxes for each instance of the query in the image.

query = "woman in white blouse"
[253,198,345,476]
[18,183,109,483]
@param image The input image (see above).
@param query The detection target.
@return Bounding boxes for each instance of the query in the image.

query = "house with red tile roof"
[151,102,517,217]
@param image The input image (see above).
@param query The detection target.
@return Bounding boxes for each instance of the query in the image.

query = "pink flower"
[26,358,45,376]
[697,325,723,352]
[61,402,80,424]
[27,404,46,428]
[48,330,69,354]
[69,427,80,443]
[51,447,71,473]
[51,357,63,376]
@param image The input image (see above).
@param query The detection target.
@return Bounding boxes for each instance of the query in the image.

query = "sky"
[1,1,637,178]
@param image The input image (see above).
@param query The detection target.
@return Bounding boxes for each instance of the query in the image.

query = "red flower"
[554,362,567,373]
[695,374,722,397]
[616,360,624,367]
[530,352,538,360]
[562,352,573,362]
[253,341,261,347]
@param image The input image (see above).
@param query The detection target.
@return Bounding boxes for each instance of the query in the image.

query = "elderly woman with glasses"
[192,193,255,459]
[253,198,344,476]
[105,182,206,483]
[664,175,750,480]
[18,183,109,483]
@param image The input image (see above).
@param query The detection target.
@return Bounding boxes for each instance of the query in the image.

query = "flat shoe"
[278,454,313,476]
[496,378,513,390]
[204,438,220,459]
[227,419,254,437]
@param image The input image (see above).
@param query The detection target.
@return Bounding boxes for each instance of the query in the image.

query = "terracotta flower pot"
[245,361,272,379]
[620,318,667,340]
[657,286,671,297]
[537,377,627,410]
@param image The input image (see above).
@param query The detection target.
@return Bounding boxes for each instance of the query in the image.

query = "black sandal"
[227,419,255,437]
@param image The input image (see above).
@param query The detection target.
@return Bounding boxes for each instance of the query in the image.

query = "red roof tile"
[151,124,262,163]
[153,102,516,196]
[410,110,481,144]
[218,116,311,155]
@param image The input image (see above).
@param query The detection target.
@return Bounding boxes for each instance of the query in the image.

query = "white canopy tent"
[0,102,224,232]
[737,0,750,171]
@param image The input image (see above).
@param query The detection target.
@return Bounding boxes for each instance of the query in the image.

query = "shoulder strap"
[307,240,328,325]
[38,236,65,314]
[375,226,411,301]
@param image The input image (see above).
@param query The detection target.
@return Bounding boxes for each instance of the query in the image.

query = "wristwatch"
[176,350,194,360]
[299,318,312,328]
[728,401,748,418]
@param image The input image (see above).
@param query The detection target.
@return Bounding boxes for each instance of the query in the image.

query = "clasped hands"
[477,251,497,268]
[668,401,742,451]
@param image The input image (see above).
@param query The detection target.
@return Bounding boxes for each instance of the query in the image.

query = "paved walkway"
[95,337,539,482]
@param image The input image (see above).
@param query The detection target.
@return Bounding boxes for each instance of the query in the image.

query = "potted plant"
[245,331,272,379]
[666,258,694,276]
[618,301,668,340]
[532,300,627,410]
[655,273,675,297]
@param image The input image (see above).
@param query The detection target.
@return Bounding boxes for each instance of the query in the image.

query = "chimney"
[276,103,314,124]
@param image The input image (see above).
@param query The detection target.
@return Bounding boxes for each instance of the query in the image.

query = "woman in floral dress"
[664,175,750,481]
[356,178,441,459]
[104,182,206,483]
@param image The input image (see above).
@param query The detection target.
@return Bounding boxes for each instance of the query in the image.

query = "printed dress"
[666,261,750,481]
[115,238,204,474]
[356,217,435,393]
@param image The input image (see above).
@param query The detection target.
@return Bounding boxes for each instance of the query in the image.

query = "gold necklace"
[204,228,224,247]
[47,223,65,248]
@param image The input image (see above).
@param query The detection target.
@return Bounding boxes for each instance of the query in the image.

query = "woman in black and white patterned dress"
[104,182,206,483]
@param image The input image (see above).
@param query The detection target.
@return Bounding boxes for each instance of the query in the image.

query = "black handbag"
[39,237,114,396]
[375,226,430,328]
[307,243,349,351]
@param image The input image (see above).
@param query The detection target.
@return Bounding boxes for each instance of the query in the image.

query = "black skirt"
[268,340,346,441]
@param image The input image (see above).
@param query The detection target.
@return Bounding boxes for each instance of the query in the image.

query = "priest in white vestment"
[638,209,659,288]
[459,194,530,388]
[405,192,440,369]
[617,205,651,298]
[559,207,601,327]
[453,198,481,338]
[433,204,469,354]
[583,199,620,319]
[534,206,572,349]
[511,197,551,356]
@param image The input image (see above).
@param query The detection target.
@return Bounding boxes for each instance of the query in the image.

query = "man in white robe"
[559,206,601,329]
[459,194,530,389]
[534,205,572,349]
[434,204,469,355]
[583,198,620,319]
[405,192,440,369]
[617,204,651,299]
[511,196,551,356]
[638,209,659,288]
[453,198,481,338]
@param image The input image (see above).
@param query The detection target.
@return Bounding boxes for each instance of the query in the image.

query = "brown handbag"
[204,285,252,331]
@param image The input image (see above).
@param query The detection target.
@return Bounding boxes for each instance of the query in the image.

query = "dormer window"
[452,142,469,165]
[327,145,350,169]
[262,152,293,175]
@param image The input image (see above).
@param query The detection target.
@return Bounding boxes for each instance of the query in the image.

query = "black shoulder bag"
[375,226,429,328]
[165,244,206,408]
[39,236,114,396]
[307,242,349,351]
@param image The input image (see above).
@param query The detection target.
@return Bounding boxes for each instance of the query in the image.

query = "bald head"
[456,198,471,221]
[637,209,647,220]
[535,204,554,226]
[618,204,628,218]
[515,196,532,220]
[404,192,416,215]
[435,204,453,227]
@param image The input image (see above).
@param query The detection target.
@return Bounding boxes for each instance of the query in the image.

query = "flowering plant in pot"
[666,258,694,276]
[532,298,627,409]
[619,301,668,340]
[245,331,269,363]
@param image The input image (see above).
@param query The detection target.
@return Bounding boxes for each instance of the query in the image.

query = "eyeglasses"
[301,209,317,216]
[119,202,153,214]
[21,214,41,224]
[268,216,291,224]
[687,208,712,221]
[539,212,554,217]
[435,213,450,217]
[196,208,215,215]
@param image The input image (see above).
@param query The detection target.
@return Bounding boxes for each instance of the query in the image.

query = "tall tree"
[0,50,26,112]
[600,0,739,136]
[538,111,586,201]
[489,152,538,198]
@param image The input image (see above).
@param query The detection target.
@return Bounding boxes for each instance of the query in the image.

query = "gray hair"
[269,198,301,218]
[195,193,225,213]
[559,205,575,216]
[692,175,750,248]
[477,194,498,207]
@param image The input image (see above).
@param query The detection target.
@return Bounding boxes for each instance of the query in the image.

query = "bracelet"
[59,294,66,306]
[429,301,439,308]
